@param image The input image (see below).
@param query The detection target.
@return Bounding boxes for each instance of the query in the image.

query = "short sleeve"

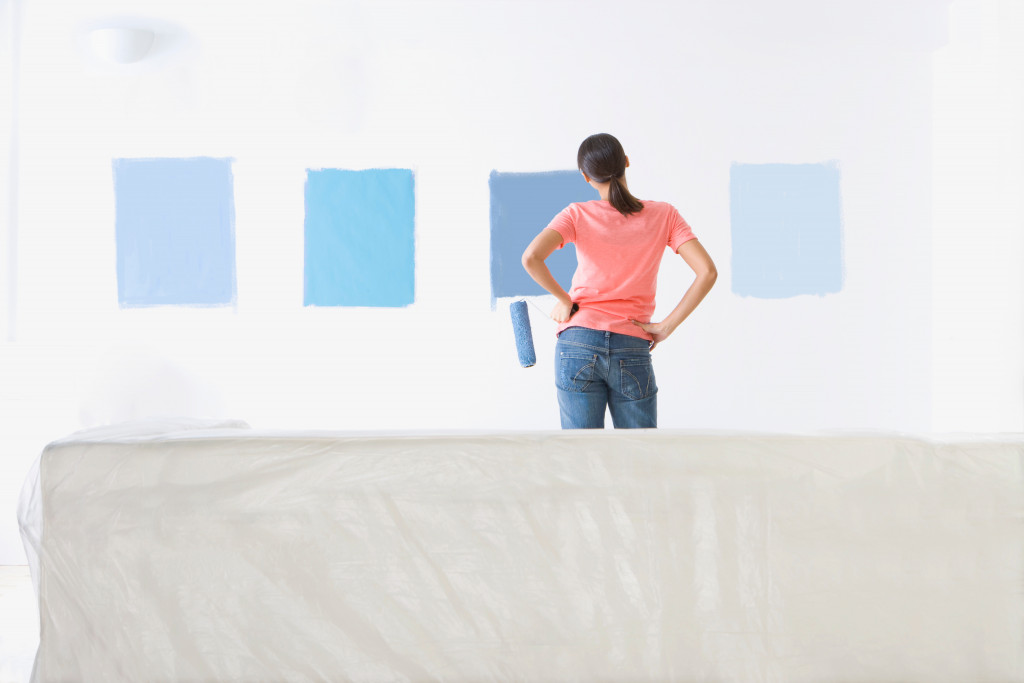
[667,205,697,252]
[545,205,577,248]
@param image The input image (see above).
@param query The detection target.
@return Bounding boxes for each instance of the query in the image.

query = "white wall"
[1,0,1020,564]
[0,0,15,347]
[931,0,1024,432]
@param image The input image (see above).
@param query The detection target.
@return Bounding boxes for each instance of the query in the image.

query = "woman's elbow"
[521,250,540,271]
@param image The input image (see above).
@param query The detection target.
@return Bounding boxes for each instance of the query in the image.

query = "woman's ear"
[581,170,592,184]
[625,156,630,168]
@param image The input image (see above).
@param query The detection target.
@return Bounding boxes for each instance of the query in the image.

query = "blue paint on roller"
[510,300,536,368]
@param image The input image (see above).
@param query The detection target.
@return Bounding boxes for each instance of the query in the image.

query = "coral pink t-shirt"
[546,199,697,341]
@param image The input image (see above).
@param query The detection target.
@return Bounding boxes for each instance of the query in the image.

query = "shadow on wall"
[78,345,226,427]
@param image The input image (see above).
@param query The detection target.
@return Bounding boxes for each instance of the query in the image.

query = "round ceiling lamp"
[88,27,155,64]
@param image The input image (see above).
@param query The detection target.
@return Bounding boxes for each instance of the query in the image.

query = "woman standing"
[521,133,717,428]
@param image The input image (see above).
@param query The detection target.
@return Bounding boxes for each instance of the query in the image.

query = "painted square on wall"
[730,162,843,299]
[304,168,415,308]
[489,170,598,302]
[113,157,237,307]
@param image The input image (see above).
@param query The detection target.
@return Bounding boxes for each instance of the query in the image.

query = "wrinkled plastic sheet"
[17,422,1024,682]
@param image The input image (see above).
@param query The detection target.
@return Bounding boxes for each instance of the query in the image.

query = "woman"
[521,133,717,429]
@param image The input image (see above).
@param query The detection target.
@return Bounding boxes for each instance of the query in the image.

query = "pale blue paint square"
[114,157,237,307]
[730,162,843,298]
[489,170,598,302]
[304,168,415,307]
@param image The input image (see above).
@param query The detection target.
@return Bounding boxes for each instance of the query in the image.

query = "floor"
[0,566,36,683]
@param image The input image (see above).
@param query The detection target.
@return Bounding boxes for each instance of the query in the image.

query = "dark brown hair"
[577,133,644,216]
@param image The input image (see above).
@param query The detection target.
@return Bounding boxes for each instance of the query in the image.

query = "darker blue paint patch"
[489,170,599,302]
[730,162,843,299]
[304,168,415,307]
[114,157,237,308]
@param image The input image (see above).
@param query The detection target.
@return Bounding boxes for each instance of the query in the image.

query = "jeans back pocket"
[619,357,656,400]
[558,352,597,392]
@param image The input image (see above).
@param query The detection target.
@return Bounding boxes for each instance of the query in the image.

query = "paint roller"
[510,300,578,368]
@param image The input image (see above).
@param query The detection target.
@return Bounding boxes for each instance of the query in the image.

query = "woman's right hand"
[631,319,675,350]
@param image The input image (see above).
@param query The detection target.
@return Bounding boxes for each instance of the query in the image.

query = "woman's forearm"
[522,255,572,305]
[661,270,717,332]
[521,229,573,305]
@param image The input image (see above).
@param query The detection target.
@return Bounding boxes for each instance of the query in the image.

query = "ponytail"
[607,175,644,216]
[577,133,645,217]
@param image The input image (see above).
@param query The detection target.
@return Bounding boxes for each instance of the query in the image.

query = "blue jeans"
[555,326,657,429]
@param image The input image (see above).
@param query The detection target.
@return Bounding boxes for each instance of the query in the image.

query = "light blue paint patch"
[304,168,415,307]
[489,170,599,303]
[114,157,237,307]
[730,162,843,299]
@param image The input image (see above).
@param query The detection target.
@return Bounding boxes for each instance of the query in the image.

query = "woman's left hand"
[550,300,576,323]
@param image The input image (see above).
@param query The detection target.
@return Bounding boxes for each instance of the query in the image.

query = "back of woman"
[521,133,717,429]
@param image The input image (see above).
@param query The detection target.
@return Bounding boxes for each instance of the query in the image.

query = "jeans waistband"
[557,326,650,352]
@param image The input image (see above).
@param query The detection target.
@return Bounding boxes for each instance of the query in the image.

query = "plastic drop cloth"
[17,423,1024,682]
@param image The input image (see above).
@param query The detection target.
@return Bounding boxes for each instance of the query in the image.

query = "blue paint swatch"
[489,170,599,301]
[304,168,415,307]
[114,157,237,307]
[730,162,843,299]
